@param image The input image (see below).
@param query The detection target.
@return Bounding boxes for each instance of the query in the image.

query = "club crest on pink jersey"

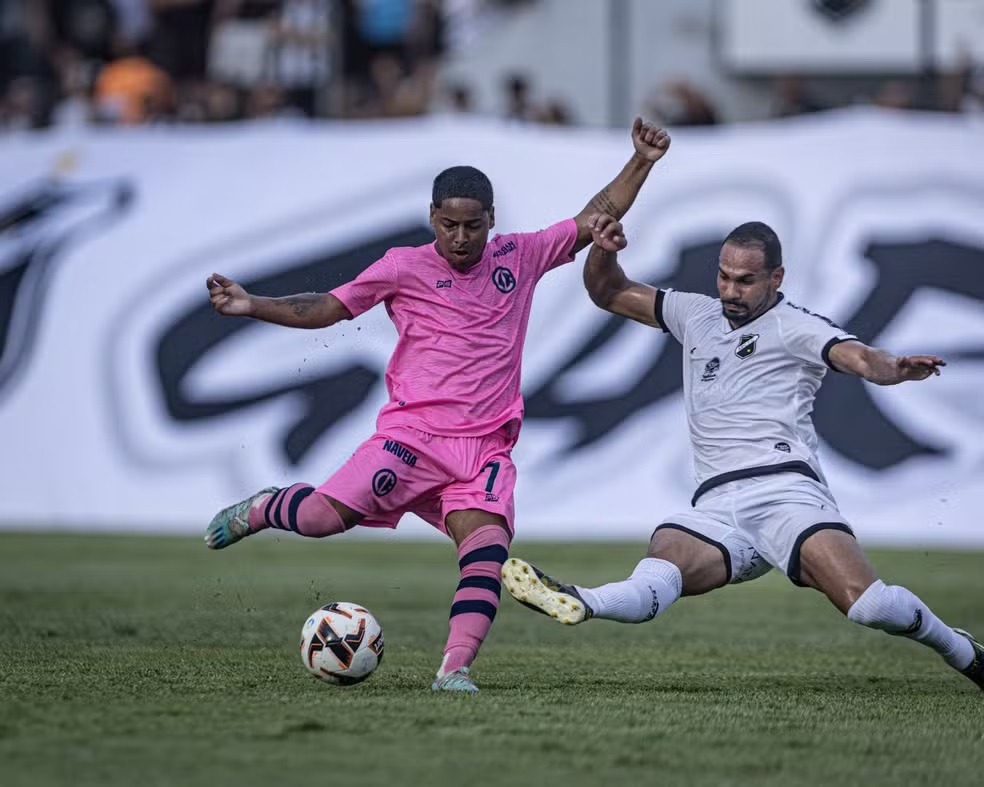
[492,267,516,294]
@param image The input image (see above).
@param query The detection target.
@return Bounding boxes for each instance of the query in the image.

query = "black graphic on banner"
[155,225,433,464]
[524,239,719,448]
[525,236,983,470]
[813,238,984,469]
[153,231,983,471]
[0,179,133,394]
[813,0,870,23]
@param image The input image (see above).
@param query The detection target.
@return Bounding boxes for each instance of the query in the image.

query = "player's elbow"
[586,283,618,312]
[323,296,354,328]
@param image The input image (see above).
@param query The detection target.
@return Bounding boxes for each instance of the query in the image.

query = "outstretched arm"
[207,273,352,329]
[827,341,946,385]
[582,214,661,328]
[571,119,671,254]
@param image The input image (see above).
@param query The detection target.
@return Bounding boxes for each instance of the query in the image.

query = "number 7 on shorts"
[482,461,500,494]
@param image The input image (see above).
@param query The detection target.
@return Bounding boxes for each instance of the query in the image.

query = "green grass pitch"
[1,533,982,787]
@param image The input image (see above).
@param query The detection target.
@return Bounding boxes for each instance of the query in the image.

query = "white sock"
[576,558,683,623]
[847,579,974,670]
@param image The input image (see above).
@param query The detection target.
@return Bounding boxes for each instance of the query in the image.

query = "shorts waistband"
[691,461,820,507]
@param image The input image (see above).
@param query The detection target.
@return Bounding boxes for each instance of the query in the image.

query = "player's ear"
[429,203,438,228]
[488,206,495,229]
[773,265,785,289]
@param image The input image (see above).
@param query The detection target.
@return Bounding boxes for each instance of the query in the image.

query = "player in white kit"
[503,217,984,690]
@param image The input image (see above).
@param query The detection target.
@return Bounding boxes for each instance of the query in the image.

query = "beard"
[721,302,752,325]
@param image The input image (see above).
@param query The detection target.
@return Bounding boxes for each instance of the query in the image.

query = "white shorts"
[654,474,854,586]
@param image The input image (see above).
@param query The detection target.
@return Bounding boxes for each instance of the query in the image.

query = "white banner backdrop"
[1,110,982,545]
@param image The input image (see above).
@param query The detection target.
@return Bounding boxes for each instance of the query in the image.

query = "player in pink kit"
[205,119,672,692]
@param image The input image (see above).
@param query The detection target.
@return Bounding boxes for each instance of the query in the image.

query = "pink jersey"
[330,219,577,437]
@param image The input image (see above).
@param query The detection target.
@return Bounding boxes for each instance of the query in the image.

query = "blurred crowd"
[643,66,984,129]
[0,0,538,129]
[1,0,982,131]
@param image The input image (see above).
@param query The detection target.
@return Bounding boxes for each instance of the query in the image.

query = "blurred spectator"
[208,18,271,87]
[109,0,154,50]
[51,51,94,128]
[173,78,242,121]
[148,0,214,84]
[771,74,826,118]
[0,76,50,130]
[334,0,443,119]
[216,0,279,20]
[244,80,302,119]
[442,0,492,53]
[645,80,718,127]
[959,67,984,114]
[408,0,445,67]
[1,1,55,89]
[11,0,984,131]
[937,48,984,115]
[502,72,534,122]
[535,98,573,126]
[270,0,333,117]
[366,50,434,117]
[245,81,279,117]
[204,80,242,120]
[94,43,174,123]
[45,0,117,63]
[443,82,473,114]
[208,0,279,89]
[359,0,413,115]
[357,0,413,61]
[872,80,914,112]
[0,0,552,127]
[336,0,367,111]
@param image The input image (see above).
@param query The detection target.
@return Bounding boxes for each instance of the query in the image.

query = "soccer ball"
[300,602,384,685]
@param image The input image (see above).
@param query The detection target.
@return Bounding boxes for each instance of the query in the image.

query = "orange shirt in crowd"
[95,57,175,124]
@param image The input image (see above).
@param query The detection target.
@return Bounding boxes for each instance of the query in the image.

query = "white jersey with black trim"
[655,290,856,503]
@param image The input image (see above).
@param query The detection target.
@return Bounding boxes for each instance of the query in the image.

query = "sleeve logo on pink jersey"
[492,267,516,294]
[492,240,517,259]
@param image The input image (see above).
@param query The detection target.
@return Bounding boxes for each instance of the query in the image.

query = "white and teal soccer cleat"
[501,558,593,625]
[431,667,479,693]
[954,628,984,691]
[204,487,278,550]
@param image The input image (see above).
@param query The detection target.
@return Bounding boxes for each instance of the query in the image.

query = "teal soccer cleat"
[431,667,479,693]
[205,487,278,550]
[501,558,594,625]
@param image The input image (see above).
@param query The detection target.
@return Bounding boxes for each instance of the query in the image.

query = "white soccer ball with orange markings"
[300,602,384,685]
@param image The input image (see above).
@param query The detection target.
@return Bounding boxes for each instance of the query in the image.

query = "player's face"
[717,243,784,327]
[430,198,494,271]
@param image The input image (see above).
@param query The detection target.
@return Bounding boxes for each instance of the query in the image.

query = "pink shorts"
[317,424,518,536]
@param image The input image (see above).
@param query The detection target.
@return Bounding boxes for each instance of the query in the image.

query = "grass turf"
[0,533,982,787]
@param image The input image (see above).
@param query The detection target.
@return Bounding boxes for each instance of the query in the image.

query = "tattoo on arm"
[589,187,621,218]
[285,293,320,317]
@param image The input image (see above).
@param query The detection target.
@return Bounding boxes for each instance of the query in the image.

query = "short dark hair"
[724,221,782,271]
[432,166,493,211]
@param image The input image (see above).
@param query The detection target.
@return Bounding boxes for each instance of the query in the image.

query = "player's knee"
[846,579,920,633]
[646,529,686,566]
[446,510,511,547]
[646,528,727,595]
[838,577,877,612]
[323,495,363,530]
